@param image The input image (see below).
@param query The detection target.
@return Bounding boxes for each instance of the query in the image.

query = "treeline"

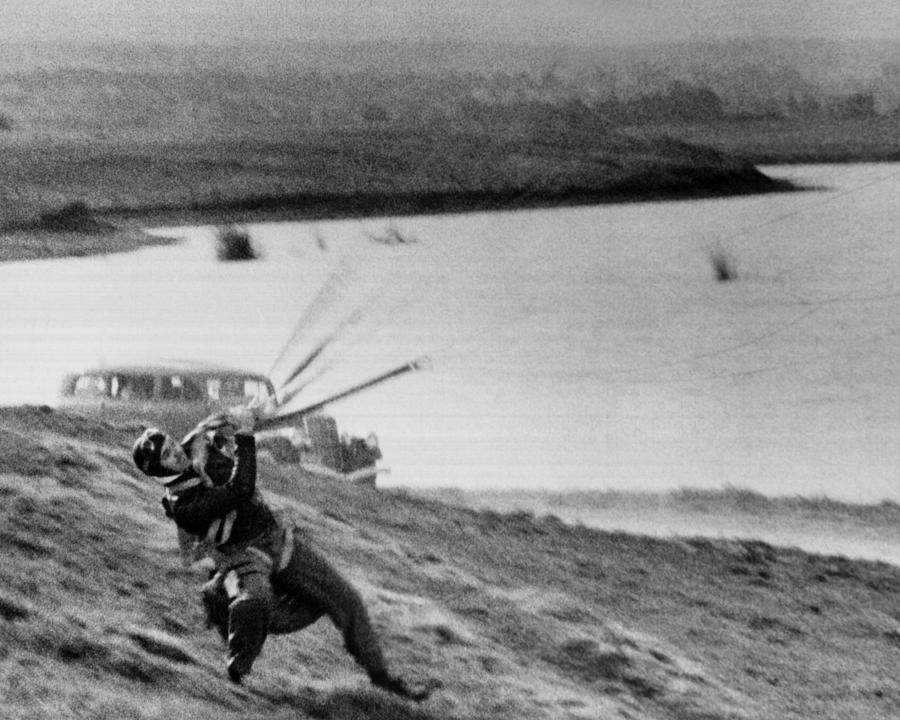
[0,39,898,139]
[0,69,888,143]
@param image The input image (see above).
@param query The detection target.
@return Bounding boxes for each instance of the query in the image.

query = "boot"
[227,663,244,685]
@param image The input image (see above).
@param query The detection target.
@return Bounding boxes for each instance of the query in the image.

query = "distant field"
[2,113,895,242]
[2,40,899,260]
[0,126,788,232]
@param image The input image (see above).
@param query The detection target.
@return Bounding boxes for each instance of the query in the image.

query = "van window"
[220,376,246,401]
[244,378,270,402]
[111,374,155,400]
[215,376,272,404]
[72,373,108,398]
[160,374,205,401]
[207,378,223,401]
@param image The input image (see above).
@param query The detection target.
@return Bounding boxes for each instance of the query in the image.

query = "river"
[2,163,900,502]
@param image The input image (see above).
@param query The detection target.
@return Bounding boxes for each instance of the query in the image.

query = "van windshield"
[206,376,271,403]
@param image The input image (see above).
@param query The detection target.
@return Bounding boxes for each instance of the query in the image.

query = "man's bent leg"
[222,554,273,682]
[274,540,388,678]
[202,570,323,639]
[274,541,435,700]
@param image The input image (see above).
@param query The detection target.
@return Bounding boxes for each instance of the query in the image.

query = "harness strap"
[276,525,294,572]
[165,475,204,494]
[247,546,275,570]
[205,510,238,546]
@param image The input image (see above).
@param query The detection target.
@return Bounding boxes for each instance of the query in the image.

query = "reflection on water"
[3,163,900,501]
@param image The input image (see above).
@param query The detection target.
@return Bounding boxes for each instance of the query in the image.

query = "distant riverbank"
[0,159,798,263]
[103,162,797,227]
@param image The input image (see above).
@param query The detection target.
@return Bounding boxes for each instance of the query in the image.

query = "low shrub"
[215,224,259,261]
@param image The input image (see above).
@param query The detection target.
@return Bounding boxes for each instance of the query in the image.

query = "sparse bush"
[0,112,12,131]
[546,638,635,684]
[215,224,259,261]
[368,225,417,245]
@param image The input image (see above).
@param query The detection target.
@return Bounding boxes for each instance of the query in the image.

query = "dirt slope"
[1,405,899,719]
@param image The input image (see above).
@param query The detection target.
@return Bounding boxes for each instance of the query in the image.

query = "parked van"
[57,360,277,440]
[57,359,382,485]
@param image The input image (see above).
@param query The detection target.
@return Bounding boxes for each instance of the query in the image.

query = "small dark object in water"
[710,248,736,282]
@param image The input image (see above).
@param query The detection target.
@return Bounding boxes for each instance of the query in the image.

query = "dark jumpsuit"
[165,430,391,684]
[163,432,278,678]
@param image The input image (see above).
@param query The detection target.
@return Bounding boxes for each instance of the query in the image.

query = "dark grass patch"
[323,508,351,524]
[747,613,805,638]
[545,603,598,624]
[478,654,504,674]
[53,444,101,488]
[0,593,31,621]
[544,638,661,699]
[49,629,179,685]
[549,638,633,682]
[305,687,437,720]
[817,557,861,580]
[36,202,114,233]
[0,429,58,476]
[430,624,469,646]
[0,530,53,558]
[53,444,99,471]
[739,540,778,565]
[125,628,196,664]
[57,636,112,664]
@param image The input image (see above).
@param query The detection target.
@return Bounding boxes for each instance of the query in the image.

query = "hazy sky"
[3,1,900,46]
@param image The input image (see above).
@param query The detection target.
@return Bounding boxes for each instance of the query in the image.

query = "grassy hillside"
[2,405,900,719]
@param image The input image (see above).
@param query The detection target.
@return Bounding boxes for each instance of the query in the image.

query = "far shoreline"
[104,171,802,230]
[0,168,803,263]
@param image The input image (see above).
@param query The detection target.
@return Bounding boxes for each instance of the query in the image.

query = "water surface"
[3,163,900,501]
